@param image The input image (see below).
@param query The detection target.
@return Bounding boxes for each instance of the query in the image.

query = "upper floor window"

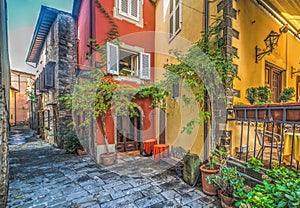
[106,42,150,80]
[114,0,143,27]
[169,0,182,41]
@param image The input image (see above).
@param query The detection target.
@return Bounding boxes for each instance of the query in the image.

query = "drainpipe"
[203,0,209,161]
[89,0,95,154]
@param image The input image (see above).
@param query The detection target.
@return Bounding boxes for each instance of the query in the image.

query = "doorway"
[116,108,142,152]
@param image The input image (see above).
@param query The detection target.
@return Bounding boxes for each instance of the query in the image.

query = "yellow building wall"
[229,0,300,155]
[155,0,222,158]
[232,0,300,105]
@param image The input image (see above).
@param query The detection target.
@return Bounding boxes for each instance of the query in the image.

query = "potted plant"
[63,130,85,155]
[208,166,245,208]
[200,148,228,195]
[234,86,270,120]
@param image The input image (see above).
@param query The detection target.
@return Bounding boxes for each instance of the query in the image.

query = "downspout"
[89,0,95,156]
[203,0,209,161]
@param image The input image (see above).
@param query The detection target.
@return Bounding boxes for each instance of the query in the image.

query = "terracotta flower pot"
[200,164,219,195]
[77,149,87,156]
[220,191,235,208]
[100,152,115,166]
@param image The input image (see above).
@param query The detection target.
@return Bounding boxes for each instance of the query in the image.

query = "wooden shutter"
[119,0,129,15]
[107,42,119,75]
[174,0,181,34]
[45,62,55,89]
[140,52,150,80]
[130,0,139,20]
[169,0,181,40]
[39,69,46,92]
[35,77,40,95]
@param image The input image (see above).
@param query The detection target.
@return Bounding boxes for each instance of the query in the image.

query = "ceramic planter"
[100,152,116,166]
[200,164,219,195]
[220,191,235,208]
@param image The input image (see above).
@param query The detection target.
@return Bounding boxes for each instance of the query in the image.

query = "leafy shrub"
[246,87,257,105]
[236,166,300,207]
[279,87,295,103]
[63,131,83,154]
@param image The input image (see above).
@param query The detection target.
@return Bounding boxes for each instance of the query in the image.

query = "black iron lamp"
[255,30,280,63]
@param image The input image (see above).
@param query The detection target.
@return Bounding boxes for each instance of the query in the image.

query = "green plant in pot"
[279,87,295,103]
[200,148,228,196]
[63,130,84,154]
[208,166,246,208]
[246,87,257,105]
[256,86,270,104]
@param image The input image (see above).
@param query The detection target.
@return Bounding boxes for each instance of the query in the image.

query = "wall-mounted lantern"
[291,66,300,79]
[255,30,280,63]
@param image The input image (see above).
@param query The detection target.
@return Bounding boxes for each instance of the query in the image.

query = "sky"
[7,0,73,74]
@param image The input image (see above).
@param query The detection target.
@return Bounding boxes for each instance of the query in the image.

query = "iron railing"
[227,105,300,170]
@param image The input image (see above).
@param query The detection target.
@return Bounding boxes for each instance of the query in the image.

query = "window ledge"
[113,76,144,84]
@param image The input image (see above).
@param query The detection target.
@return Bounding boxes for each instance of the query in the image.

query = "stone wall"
[0,91,9,207]
[36,13,77,148]
[0,0,10,206]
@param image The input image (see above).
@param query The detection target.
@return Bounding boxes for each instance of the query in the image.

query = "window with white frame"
[114,0,143,27]
[169,0,182,40]
[106,42,150,80]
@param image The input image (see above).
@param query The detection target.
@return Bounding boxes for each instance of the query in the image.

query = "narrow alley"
[7,126,220,208]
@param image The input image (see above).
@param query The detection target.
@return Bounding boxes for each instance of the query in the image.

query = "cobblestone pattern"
[8,127,220,208]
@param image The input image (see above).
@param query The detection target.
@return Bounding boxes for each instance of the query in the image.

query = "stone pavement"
[7,126,220,208]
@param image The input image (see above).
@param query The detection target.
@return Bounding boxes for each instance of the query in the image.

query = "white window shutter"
[140,52,150,80]
[130,0,139,20]
[107,42,119,75]
[119,0,128,14]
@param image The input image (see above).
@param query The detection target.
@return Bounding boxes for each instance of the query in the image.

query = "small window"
[169,0,182,40]
[106,42,151,80]
[114,0,143,27]
[50,25,55,45]
[35,77,40,95]
[39,69,46,92]
[45,62,55,89]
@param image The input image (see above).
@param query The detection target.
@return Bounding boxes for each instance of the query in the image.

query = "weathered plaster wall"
[10,71,35,125]
[154,0,223,158]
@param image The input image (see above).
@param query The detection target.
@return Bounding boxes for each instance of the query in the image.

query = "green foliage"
[205,147,228,170]
[256,86,271,104]
[163,16,239,134]
[245,86,270,104]
[62,39,168,153]
[63,130,83,154]
[247,157,264,172]
[279,87,295,103]
[208,166,245,198]
[246,87,257,105]
[236,166,300,208]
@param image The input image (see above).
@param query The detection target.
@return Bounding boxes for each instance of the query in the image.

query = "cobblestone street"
[7,126,220,208]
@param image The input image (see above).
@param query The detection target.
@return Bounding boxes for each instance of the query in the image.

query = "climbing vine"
[163,16,239,134]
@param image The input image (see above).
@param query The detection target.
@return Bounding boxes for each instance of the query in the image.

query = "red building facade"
[73,0,156,159]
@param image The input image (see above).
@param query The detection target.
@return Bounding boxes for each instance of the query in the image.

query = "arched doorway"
[116,107,143,152]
